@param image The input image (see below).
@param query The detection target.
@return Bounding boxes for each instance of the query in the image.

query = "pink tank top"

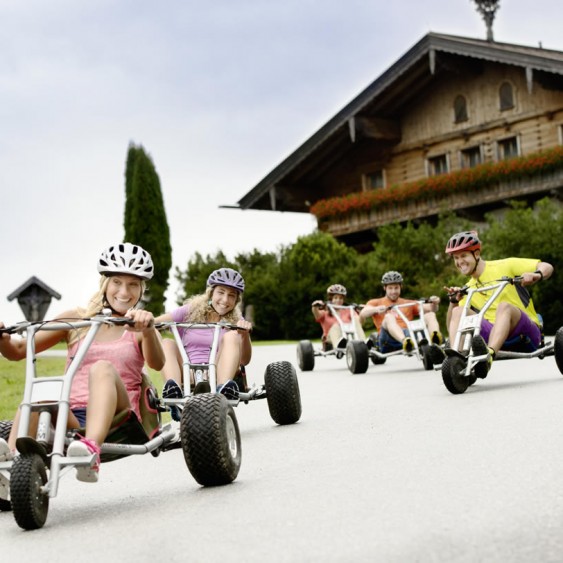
[66,330,145,420]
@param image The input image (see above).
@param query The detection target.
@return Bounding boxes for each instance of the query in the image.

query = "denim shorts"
[71,408,87,427]
[378,327,409,354]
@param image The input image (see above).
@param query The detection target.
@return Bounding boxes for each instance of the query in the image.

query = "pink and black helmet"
[445,231,481,254]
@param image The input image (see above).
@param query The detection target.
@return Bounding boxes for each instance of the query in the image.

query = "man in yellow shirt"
[444,231,553,378]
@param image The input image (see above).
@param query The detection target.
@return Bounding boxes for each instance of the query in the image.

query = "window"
[453,95,468,123]
[427,154,449,176]
[499,82,514,111]
[363,169,385,190]
[498,136,519,160]
[460,146,482,168]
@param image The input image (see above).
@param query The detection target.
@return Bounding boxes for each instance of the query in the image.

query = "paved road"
[2,342,563,562]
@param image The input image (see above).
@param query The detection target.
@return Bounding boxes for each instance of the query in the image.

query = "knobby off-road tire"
[10,453,49,530]
[0,420,13,512]
[441,356,470,395]
[346,340,369,374]
[0,419,12,441]
[180,394,241,486]
[555,327,563,375]
[264,361,302,425]
[296,340,315,371]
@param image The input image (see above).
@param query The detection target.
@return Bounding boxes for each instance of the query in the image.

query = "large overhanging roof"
[234,32,563,212]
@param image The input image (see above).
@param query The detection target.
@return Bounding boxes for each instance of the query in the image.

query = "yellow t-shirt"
[459,257,540,325]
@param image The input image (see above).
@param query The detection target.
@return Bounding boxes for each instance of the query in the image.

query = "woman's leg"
[216,331,242,385]
[84,360,130,445]
[160,339,183,386]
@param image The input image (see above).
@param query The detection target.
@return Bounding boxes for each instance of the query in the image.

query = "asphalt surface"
[2,341,563,562]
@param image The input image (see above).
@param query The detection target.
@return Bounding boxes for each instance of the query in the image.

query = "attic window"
[453,95,468,123]
[427,154,449,176]
[363,170,385,190]
[499,82,514,111]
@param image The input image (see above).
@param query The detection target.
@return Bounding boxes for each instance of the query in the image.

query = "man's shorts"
[479,311,541,350]
[378,327,409,354]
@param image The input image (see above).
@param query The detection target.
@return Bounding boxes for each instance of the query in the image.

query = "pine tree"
[124,142,172,314]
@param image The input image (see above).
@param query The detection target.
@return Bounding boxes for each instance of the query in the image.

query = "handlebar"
[0,315,137,336]
[156,321,250,332]
[313,302,363,310]
[446,276,525,302]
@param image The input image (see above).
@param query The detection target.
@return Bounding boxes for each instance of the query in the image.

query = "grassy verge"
[0,339,299,420]
[0,357,164,421]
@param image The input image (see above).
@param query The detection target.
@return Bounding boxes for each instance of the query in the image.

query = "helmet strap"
[468,253,480,276]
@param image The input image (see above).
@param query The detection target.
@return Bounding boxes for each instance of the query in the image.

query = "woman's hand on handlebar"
[236,319,253,334]
[125,308,156,332]
[0,321,12,341]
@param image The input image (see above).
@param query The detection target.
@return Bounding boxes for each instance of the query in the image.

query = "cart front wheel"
[296,340,315,371]
[421,344,434,371]
[265,361,302,425]
[346,340,369,374]
[180,394,241,486]
[441,356,470,395]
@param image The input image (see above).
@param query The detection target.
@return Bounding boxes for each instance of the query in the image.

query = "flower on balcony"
[310,146,563,219]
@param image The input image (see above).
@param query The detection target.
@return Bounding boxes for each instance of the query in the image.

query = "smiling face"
[329,294,345,306]
[452,250,480,276]
[384,283,402,302]
[105,274,143,314]
[210,284,239,316]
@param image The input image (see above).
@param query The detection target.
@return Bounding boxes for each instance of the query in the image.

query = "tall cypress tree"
[124,142,172,314]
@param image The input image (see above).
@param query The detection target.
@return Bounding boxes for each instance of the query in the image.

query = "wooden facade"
[235,33,563,250]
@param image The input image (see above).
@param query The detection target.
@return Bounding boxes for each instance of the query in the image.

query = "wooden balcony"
[318,168,563,238]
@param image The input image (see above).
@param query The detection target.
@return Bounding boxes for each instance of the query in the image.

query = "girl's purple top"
[171,304,227,364]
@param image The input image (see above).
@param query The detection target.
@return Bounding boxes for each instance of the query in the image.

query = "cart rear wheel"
[296,340,315,371]
[265,361,302,425]
[10,453,49,530]
[180,394,241,486]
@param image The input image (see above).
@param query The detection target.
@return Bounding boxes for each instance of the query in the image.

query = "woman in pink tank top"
[0,243,165,483]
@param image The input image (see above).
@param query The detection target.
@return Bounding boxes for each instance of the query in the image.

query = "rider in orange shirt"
[359,271,442,354]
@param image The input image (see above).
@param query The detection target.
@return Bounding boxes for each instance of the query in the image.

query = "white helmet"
[97,243,154,280]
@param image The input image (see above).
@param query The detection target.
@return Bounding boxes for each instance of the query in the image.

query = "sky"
[1,0,562,322]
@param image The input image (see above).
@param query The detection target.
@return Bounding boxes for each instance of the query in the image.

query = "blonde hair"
[68,276,146,345]
[182,286,242,324]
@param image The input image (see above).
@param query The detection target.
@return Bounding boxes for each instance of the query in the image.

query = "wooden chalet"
[235,32,563,251]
